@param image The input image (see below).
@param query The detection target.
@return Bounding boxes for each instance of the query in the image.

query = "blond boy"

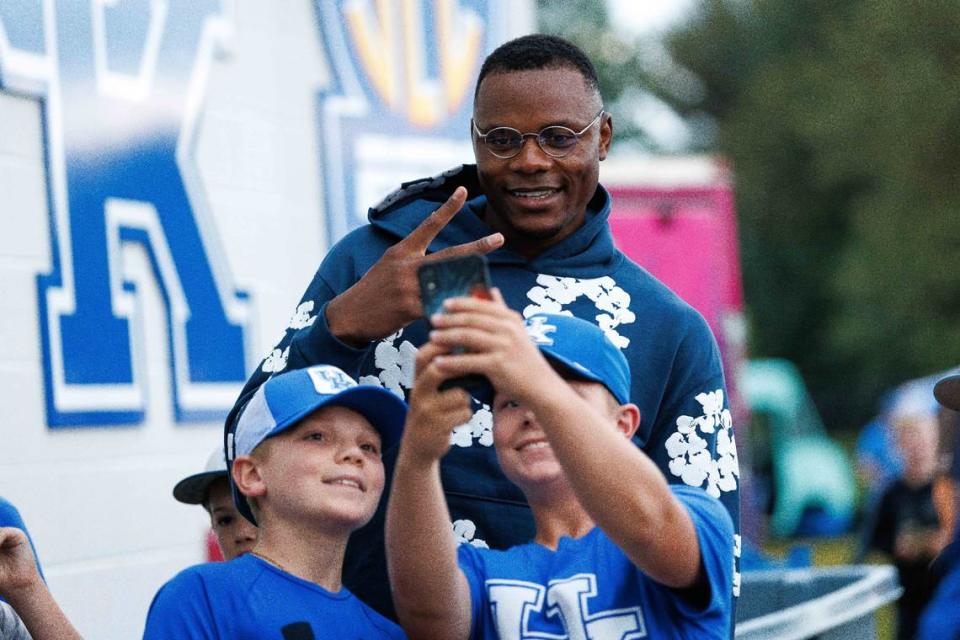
[145,365,407,639]
[387,296,733,639]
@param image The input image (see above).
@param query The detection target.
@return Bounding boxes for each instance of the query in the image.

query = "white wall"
[0,1,530,637]
[0,2,329,637]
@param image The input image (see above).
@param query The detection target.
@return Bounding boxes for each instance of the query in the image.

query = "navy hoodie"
[225,164,741,620]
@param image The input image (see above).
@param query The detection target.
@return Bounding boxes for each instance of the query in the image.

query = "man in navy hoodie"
[226,33,740,621]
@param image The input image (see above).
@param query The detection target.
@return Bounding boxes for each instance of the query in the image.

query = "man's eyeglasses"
[472,110,604,159]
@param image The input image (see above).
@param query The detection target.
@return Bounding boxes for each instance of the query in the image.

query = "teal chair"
[742,359,857,538]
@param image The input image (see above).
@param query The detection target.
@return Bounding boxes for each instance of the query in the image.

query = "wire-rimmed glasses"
[472,110,604,159]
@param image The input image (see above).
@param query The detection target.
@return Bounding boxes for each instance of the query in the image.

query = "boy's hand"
[0,527,41,598]
[402,341,474,465]
[428,290,555,405]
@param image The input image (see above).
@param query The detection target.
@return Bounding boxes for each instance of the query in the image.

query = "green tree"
[540,0,960,429]
[537,0,658,149]
[666,0,960,427]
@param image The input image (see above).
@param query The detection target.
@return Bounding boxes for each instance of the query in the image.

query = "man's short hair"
[474,34,600,100]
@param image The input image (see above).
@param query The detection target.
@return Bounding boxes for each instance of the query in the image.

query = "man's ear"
[598,111,613,161]
[231,455,266,500]
[615,403,641,440]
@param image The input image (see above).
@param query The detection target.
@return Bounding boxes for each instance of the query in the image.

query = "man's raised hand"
[325,187,504,346]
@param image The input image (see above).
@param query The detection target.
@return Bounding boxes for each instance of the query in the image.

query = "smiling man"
[226,34,740,623]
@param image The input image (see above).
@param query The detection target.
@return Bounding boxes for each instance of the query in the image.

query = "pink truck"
[601,155,756,536]
[602,156,747,420]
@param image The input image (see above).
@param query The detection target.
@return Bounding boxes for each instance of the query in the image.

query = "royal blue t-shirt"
[142,554,405,639]
[458,486,733,640]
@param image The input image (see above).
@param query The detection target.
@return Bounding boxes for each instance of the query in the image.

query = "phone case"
[417,254,493,397]
[418,254,492,318]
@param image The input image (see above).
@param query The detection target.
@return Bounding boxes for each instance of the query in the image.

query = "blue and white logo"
[487,574,647,639]
[0,0,250,426]
[307,365,356,395]
[314,0,492,245]
[525,316,558,346]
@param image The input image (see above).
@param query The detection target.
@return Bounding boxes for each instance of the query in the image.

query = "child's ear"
[232,455,267,500]
[616,404,641,440]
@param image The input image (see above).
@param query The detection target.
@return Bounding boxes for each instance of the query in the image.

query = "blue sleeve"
[142,571,218,640]
[670,485,735,620]
[917,562,960,640]
[642,313,740,606]
[457,544,488,640]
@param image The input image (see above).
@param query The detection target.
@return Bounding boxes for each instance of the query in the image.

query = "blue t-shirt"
[918,556,960,640]
[143,554,406,639]
[457,486,733,640]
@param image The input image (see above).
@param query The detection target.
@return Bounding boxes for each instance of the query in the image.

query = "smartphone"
[417,254,493,396]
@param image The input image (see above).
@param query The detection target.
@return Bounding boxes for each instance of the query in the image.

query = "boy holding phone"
[145,365,407,639]
[386,294,733,639]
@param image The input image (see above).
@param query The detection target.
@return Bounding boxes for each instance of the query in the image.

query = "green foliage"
[536,0,658,148]
[538,0,960,428]
[664,0,960,427]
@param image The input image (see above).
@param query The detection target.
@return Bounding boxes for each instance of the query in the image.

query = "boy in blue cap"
[144,365,407,639]
[386,294,734,639]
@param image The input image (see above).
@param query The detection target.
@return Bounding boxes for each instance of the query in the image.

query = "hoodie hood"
[367,165,620,277]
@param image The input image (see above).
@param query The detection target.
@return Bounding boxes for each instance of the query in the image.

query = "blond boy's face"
[254,405,386,531]
[493,379,617,489]
[205,478,257,560]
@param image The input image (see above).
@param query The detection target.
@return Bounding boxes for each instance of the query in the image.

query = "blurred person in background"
[867,390,951,639]
[173,447,258,561]
[855,395,903,505]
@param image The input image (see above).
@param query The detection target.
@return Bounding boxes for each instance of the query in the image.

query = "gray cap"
[172,447,228,505]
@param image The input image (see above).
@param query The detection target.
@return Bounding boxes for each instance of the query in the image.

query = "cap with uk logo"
[524,313,631,405]
[226,364,407,523]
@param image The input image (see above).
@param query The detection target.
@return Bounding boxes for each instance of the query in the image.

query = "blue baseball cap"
[524,314,631,405]
[227,364,407,523]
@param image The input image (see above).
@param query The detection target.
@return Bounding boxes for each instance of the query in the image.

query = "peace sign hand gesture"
[325,187,504,346]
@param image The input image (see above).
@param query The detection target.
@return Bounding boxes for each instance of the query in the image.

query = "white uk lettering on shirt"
[487,574,647,640]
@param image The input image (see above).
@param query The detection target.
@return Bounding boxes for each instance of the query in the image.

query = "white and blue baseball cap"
[227,364,407,523]
[524,314,631,405]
